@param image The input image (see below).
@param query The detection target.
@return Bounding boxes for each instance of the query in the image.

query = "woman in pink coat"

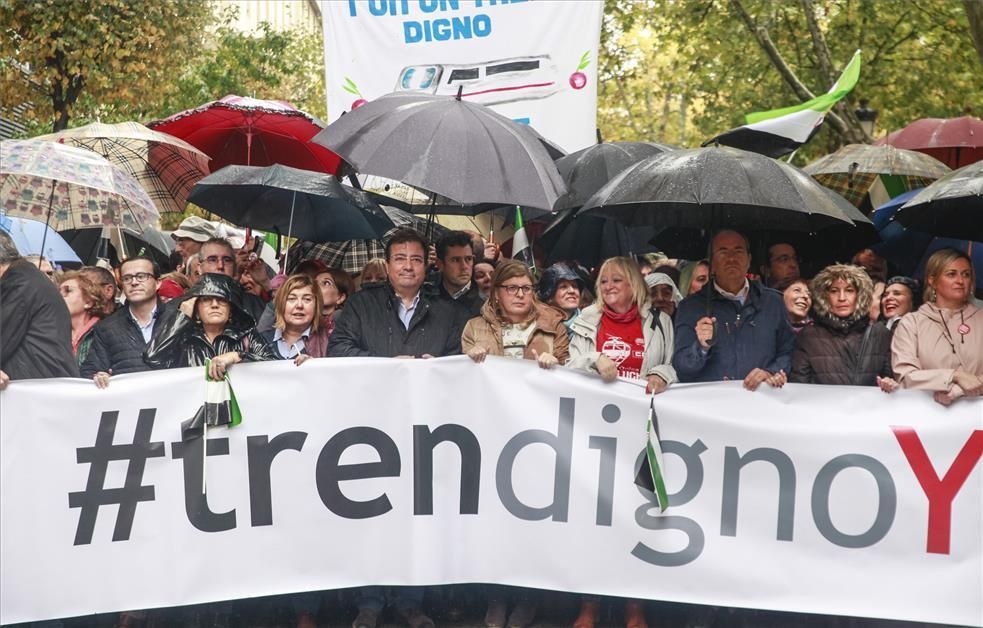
[892,249,983,406]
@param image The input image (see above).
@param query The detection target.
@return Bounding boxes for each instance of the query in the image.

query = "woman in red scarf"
[566,256,677,628]
[568,256,677,395]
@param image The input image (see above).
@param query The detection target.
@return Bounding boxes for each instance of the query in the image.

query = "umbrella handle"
[37,180,56,268]
[704,272,717,347]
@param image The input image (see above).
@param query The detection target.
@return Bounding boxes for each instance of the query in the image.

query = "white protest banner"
[1,357,981,626]
[321,0,604,152]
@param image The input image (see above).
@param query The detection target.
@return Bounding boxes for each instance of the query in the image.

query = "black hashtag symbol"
[68,409,165,545]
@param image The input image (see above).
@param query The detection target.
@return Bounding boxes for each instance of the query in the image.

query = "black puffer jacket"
[80,300,163,378]
[329,283,468,358]
[791,313,893,386]
[144,274,275,369]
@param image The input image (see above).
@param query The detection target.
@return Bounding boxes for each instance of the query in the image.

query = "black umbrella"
[187,164,394,243]
[62,226,173,268]
[579,146,871,232]
[892,161,983,241]
[539,207,658,269]
[311,92,566,211]
[555,141,676,211]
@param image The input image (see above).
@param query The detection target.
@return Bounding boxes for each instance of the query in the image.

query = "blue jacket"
[673,280,794,382]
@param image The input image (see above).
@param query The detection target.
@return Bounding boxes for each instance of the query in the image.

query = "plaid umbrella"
[149,95,341,175]
[804,144,950,208]
[35,121,210,216]
[0,140,159,238]
[288,214,449,275]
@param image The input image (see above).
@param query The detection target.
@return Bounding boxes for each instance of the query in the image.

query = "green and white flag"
[704,50,862,158]
[511,206,535,271]
[180,360,243,442]
[634,398,669,512]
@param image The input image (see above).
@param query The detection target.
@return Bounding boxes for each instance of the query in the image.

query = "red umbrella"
[148,95,341,175]
[876,115,983,169]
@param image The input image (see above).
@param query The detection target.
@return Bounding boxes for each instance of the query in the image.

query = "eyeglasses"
[498,284,534,296]
[204,255,234,265]
[121,272,155,283]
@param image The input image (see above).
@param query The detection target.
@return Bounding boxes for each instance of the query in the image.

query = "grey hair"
[0,230,22,265]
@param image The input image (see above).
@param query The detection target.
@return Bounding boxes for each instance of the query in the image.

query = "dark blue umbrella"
[872,189,983,290]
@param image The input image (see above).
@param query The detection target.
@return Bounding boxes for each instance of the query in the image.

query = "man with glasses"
[760,241,801,289]
[673,229,794,390]
[330,228,468,628]
[81,256,162,385]
[331,228,468,360]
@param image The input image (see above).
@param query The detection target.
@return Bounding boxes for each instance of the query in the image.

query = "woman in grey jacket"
[568,256,677,395]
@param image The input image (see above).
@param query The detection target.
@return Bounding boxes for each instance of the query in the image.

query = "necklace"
[937,307,967,354]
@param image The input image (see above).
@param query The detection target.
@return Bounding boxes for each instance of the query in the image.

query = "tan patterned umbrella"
[35,121,210,215]
[803,144,950,207]
[0,140,160,255]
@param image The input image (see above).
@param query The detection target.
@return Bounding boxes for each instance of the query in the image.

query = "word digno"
[73,396,981,566]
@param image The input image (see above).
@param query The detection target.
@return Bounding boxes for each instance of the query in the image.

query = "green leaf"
[342,83,360,95]
[578,50,591,70]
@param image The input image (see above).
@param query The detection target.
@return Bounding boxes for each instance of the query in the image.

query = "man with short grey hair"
[673,229,794,390]
[0,230,77,389]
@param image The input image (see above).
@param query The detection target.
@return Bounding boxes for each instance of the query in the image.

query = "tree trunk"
[964,0,983,68]
[730,0,855,142]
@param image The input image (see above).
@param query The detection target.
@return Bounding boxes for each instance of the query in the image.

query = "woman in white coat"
[568,256,677,395]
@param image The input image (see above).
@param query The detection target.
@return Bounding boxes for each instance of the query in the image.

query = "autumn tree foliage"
[0,0,211,131]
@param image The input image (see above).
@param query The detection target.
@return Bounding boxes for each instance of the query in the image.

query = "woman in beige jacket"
[462,260,569,368]
[892,248,983,406]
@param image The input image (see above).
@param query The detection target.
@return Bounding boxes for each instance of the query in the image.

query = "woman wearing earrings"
[892,249,983,406]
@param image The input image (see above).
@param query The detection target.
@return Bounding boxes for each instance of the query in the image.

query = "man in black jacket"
[81,256,163,385]
[433,230,484,318]
[329,229,465,628]
[0,231,78,388]
[330,229,468,360]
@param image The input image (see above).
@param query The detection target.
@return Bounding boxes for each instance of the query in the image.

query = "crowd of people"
[0,214,980,628]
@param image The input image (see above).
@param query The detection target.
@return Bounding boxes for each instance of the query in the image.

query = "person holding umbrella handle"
[673,230,794,390]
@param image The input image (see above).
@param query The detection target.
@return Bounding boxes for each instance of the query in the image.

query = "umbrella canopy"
[61,226,173,268]
[579,146,871,234]
[555,141,676,211]
[803,143,950,207]
[876,116,983,169]
[892,161,983,242]
[357,174,514,218]
[148,95,341,175]
[539,206,657,269]
[0,214,81,263]
[34,121,210,215]
[312,92,566,211]
[0,140,159,238]
[188,164,394,243]
[871,189,983,290]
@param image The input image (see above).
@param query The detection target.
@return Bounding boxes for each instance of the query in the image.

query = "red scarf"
[603,303,640,323]
[597,304,644,379]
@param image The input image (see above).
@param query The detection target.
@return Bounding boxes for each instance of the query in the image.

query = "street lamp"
[855,99,878,138]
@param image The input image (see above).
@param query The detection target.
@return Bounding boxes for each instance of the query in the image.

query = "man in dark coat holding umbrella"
[673,229,795,389]
[0,230,78,388]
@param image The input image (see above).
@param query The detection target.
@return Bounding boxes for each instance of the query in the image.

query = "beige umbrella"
[35,121,210,215]
[803,143,950,207]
